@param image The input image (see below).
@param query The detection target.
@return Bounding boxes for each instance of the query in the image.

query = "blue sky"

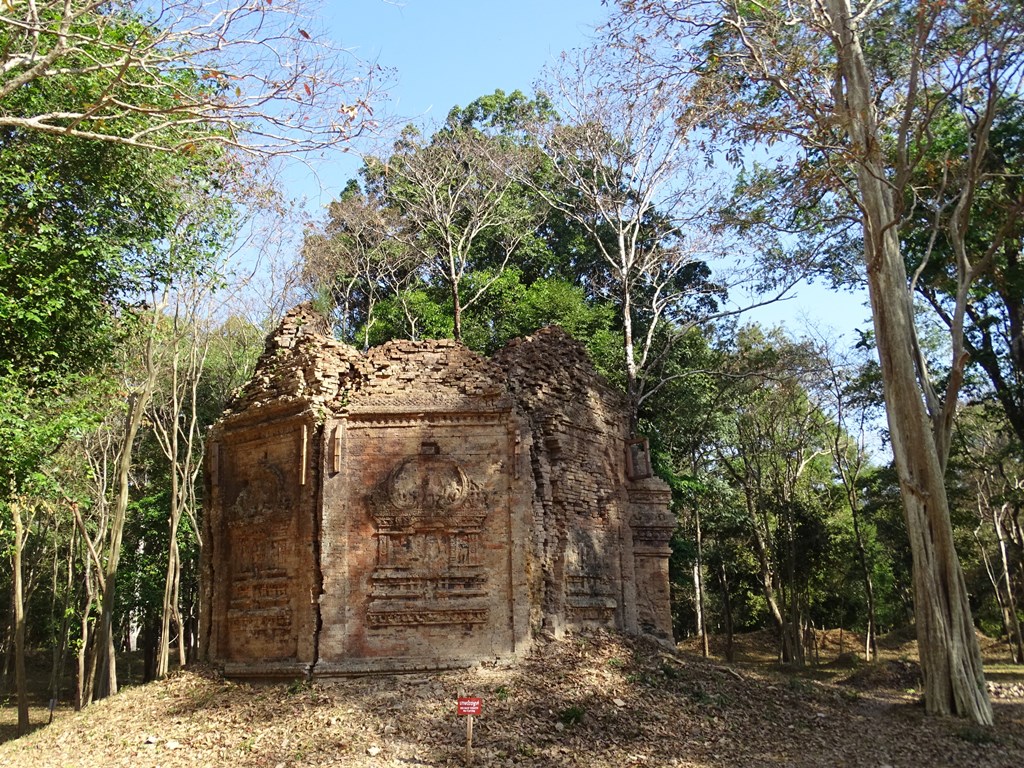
[337,0,604,123]
[295,0,608,205]
[288,0,872,341]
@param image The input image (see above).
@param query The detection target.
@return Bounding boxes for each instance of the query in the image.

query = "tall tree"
[530,45,727,428]
[1,0,382,709]
[815,336,883,660]
[363,123,542,342]
[610,0,1023,722]
[904,98,1024,454]
[713,327,835,664]
[955,406,1024,663]
[148,243,233,679]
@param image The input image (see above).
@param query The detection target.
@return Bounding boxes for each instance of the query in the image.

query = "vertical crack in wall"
[309,423,325,681]
[201,308,675,677]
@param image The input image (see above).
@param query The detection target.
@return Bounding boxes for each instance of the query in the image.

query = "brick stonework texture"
[200,304,674,677]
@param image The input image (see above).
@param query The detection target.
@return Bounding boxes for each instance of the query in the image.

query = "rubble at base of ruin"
[199,304,674,678]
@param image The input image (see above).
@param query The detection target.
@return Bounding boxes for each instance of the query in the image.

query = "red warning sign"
[457,697,482,716]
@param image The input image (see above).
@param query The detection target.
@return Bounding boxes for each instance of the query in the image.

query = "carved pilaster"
[627,480,675,639]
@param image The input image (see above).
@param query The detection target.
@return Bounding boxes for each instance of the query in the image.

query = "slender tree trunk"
[49,526,77,706]
[718,561,734,663]
[451,276,463,342]
[94,301,164,700]
[157,477,180,679]
[827,0,992,723]
[746,499,789,660]
[694,506,709,658]
[850,503,878,661]
[174,555,186,667]
[76,565,94,711]
[994,509,1024,663]
[976,532,1018,663]
[621,279,639,432]
[1013,511,1024,601]
[835,424,878,660]
[12,500,30,735]
[783,515,804,666]
[692,564,703,640]
[83,614,98,706]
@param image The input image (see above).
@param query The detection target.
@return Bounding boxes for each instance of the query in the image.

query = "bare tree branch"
[0,0,386,156]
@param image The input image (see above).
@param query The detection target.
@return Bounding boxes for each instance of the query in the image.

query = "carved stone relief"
[564,531,619,623]
[366,443,492,629]
[219,441,302,662]
[201,307,676,678]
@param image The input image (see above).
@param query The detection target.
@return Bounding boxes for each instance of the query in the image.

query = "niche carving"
[366,443,491,628]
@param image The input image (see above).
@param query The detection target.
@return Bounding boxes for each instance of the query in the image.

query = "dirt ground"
[1,629,1022,767]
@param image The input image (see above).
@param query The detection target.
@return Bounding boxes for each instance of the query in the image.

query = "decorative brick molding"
[201,305,675,676]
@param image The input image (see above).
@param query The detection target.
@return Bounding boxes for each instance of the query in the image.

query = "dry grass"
[1,629,1022,767]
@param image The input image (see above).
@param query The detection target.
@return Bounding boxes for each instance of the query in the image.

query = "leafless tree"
[367,126,542,342]
[148,279,214,678]
[531,46,792,427]
[1,0,382,155]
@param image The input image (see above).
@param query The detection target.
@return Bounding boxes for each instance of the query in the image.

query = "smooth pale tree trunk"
[783,517,804,666]
[155,350,182,680]
[12,500,29,734]
[693,506,709,657]
[996,523,1024,664]
[94,311,162,699]
[48,528,77,710]
[156,465,181,678]
[621,276,640,433]
[717,562,735,663]
[692,564,703,643]
[850,500,878,661]
[76,565,95,710]
[977,530,1022,664]
[95,392,152,698]
[157,538,178,678]
[827,0,992,724]
[71,500,103,710]
[834,426,878,660]
[986,507,1024,663]
[175,561,187,667]
[152,298,208,677]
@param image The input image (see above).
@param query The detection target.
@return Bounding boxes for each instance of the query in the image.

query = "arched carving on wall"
[366,445,491,628]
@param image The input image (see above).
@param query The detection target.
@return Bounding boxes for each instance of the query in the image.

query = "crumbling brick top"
[222,305,516,421]
[220,304,360,418]
[343,338,511,412]
[494,325,625,429]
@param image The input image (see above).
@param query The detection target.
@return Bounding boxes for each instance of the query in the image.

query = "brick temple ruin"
[199,305,674,677]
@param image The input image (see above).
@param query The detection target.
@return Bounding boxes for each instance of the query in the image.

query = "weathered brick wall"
[317,339,532,673]
[493,327,674,640]
[201,305,355,675]
[201,306,674,677]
